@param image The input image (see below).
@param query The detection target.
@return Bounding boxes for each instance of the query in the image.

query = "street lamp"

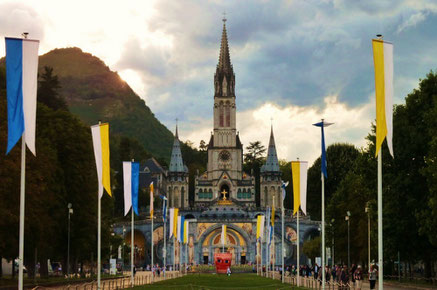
[345,211,351,270]
[365,203,371,271]
[331,219,335,267]
[67,203,73,277]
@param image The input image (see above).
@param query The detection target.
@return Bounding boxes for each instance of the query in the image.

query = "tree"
[307,143,360,220]
[243,141,266,207]
[37,66,68,111]
[303,236,321,264]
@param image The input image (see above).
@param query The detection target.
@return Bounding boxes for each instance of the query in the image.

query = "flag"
[372,39,394,157]
[256,215,265,240]
[268,224,273,246]
[160,195,168,222]
[173,208,179,238]
[177,216,185,243]
[131,162,139,215]
[5,37,39,155]
[221,225,227,246]
[281,181,289,200]
[169,208,175,238]
[312,121,333,178]
[149,182,154,217]
[271,206,275,226]
[292,161,308,215]
[184,220,189,244]
[91,123,111,198]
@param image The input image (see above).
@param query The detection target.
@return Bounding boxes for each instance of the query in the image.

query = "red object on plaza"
[214,252,232,274]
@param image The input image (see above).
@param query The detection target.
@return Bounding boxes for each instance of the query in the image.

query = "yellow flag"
[91,123,111,198]
[256,215,265,240]
[173,208,179,237]
[271,206,275,226]
[372,39,394,157]
[100,123,111,196]
[292,161,300,214]
[150,182,154,217]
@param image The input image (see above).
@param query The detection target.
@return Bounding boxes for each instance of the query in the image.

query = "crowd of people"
[274,263,379,289]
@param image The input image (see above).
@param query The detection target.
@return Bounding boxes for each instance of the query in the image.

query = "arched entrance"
[220,184,230,200]
[124,230,146,267]
[200,225,249,265]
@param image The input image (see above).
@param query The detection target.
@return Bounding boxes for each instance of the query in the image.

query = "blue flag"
[5,37,39,155]
[313,120,333,178]
[160,195,168,221]
[131,162,140,215]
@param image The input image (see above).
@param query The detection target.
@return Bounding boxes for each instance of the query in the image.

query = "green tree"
[303,236,321,263]
[37,66,68,111]
[307,143,360,220]
[243,141,266,207]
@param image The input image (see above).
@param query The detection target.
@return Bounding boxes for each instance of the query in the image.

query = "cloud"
[397,11,428,33]
[182,96,374,165]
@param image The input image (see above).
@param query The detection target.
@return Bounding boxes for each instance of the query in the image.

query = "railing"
[29,271,186,290]
[258,271,362,290]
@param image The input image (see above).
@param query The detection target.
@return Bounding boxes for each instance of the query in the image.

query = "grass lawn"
[132,273,305,289]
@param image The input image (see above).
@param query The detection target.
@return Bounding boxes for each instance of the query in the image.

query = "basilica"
[114,19,319,267]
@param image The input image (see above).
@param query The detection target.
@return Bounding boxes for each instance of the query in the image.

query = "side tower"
[260,126,282,209]
[167,125,189,209]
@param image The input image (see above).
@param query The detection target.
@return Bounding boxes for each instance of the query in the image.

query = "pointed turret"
[169,124,187,172]
[214,17,235,98]
[261,125,280,172]
[218,19,232,71]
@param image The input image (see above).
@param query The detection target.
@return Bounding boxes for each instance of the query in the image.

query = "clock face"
[219,150,231,162]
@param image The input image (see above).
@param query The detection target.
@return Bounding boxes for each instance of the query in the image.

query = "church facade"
[113,19,319,268]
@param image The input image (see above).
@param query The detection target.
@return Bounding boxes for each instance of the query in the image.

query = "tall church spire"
[218,16,232,72]
[261,125,280,172]
[214,16,235,98]
[169,124,186,173]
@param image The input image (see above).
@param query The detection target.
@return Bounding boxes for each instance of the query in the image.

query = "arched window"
[225,102,230,127]
[219,103,224,127]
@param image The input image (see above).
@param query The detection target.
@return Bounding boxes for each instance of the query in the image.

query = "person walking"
[369,264,378,289]
[354,265,363,290]
[340,266,349,290]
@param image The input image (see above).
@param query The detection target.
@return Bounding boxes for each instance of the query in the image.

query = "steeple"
[169,124,186,172]
[261,125,280,172]
[218,16,232,72]
[214,16,235,98]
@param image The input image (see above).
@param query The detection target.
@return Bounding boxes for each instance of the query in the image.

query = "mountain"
[37,47,174,160]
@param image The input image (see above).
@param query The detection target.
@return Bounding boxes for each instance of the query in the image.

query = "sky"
[1,0,437,164]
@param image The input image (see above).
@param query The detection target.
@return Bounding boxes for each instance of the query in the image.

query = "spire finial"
[222,12,227,23]
[175,118,179,139]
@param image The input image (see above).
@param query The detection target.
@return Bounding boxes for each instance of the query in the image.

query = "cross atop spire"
[222,11,227,23]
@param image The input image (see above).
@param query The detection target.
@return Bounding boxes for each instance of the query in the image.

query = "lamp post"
[365,203,371,271]
[345,211,351,270]
[67,203,73,277]
[331,219,335,267]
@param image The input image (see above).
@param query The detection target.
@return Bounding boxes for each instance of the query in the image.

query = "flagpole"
[130,160,135,286]
[163,211,166,278]
[185,239,188,273]
[272,194,275,279]
[173,236,175,272]
[378,152,383,290]
[179,241,182,273]
[97,179,101,289]
[322,172,326,289]
[151,212,154,282]
[18,136,26,290]
[281,194,285,283]
[297,210,300,287]
[97,120,102,290]
[257,239,259,275]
